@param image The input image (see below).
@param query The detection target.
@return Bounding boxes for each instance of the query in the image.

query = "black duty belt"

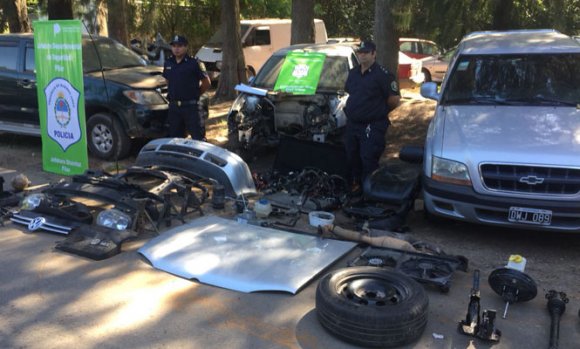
[169,99,197,107]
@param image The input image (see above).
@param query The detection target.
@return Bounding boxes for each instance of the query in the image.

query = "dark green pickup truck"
[0,34,185,159]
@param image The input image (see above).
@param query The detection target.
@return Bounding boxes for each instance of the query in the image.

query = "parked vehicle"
[399,38,440,59]
[226,43,358,156]
[196,18,328,82]
[398,51,423,84]
[0,34,172,159]
[420,29,580,232]
[420,47,457,83]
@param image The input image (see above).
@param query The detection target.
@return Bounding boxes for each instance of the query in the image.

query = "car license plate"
[508,207,552,226]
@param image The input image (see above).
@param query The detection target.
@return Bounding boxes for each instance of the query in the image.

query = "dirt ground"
[1,89,580,348]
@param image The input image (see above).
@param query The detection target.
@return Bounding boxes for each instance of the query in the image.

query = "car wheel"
[316,266,428,348]
[422,69,432,83]
[87,113,131,160]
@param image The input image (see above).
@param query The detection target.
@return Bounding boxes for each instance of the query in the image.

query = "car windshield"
[206,24,251,47]
[252,54,350,92]
[443,53,580,106]
[83,37,146,73]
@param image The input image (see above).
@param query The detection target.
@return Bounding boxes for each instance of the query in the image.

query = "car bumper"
[423,175,580,232]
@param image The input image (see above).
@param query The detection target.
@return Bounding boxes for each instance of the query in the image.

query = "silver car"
[420,47,456,83]
[420,29,580,232]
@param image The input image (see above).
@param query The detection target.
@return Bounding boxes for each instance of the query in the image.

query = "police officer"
[163,35,211,140]
[344,40,401,193]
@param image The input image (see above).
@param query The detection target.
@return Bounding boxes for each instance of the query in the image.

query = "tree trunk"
[214,0,246,102]
[374,0,398,79]
[4,0,31,32]
[107,0,129,46]
[96,0,108,36]
[491,0,515,30]
[291,0,315,44]
[47,0,74,20]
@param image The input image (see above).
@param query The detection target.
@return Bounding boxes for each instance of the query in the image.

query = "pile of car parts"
[347,245,468,293]
[10,168,208,260]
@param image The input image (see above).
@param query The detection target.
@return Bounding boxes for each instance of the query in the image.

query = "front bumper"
[422,175,580,232]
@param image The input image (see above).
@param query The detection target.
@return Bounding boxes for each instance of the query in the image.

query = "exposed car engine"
[228,91,347,152]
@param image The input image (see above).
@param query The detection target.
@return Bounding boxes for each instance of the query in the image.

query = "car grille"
[481,164,580,195]
[11,212,72,235]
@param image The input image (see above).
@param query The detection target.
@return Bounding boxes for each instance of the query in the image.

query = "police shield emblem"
[44,78,82,151]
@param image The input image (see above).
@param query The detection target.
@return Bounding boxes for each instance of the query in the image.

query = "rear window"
[443,53,580,106]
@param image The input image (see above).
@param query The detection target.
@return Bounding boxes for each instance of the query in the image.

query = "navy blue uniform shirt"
[163,55,208,101]
[344,62,399,124]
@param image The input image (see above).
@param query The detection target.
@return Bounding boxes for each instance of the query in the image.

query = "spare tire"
[316,266,428,348]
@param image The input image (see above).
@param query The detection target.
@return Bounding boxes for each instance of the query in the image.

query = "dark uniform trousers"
[168,103,205,140]
[344,119,388,185]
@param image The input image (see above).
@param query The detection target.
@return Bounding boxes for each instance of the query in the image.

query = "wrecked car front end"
[227,44,358,155]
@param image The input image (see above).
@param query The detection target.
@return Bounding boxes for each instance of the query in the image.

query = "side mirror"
[420,82,440,101]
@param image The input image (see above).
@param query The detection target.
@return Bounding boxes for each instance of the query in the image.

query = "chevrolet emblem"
[519,175,545,185]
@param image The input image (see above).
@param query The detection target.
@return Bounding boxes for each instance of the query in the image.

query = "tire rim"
[91,123,113,153]
[337,275,408,306]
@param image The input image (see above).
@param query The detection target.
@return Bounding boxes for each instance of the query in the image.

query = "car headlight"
[20,193,46,210]
[123,90,166,105]
[431,156,472,186]
[216,60,223,70]
[97,209,132,230]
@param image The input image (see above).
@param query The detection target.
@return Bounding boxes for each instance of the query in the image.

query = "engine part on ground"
[308,211,334,227]
[211,184,226,209]
[254,198,272,218]
[11,173,30,192]
[458,270,501,342]
[347,245,468,293]
[488,267,537,319]
[259,167,349,213]
[324,224,416,252]
[545,290,569,349]
[316,266,428,348]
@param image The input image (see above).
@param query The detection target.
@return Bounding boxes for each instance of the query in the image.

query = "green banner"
[33,20,88,175]
[274,51,326,95]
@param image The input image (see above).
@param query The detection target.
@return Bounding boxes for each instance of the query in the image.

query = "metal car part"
[136,138,256,198]
[545,290,569,349]
[138,215,357,294]
[458,270,501,342]
[488,267,538,318]
[348,245,468,293]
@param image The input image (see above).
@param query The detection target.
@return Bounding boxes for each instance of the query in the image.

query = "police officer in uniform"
[343,40,401,193]
[163,35,211,140]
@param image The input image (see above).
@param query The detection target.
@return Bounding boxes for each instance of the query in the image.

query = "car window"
[421,42,439,56]
[245,27,271,46]
[253,54,349,91]
[399,41,415,54]
[25,45,35,72]
[82,37,146,72]
[443,53,580,105]
[0,42,19,71]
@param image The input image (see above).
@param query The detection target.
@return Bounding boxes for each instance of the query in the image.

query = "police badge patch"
[44,78,82,152]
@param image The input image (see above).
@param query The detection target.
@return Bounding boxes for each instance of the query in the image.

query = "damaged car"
[226,43,359,156]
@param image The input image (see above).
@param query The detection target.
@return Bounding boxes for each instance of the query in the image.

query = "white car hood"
[440,105,580,167]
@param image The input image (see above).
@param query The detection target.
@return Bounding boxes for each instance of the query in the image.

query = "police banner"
[33,20,88,175]
[274,52,326,95]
